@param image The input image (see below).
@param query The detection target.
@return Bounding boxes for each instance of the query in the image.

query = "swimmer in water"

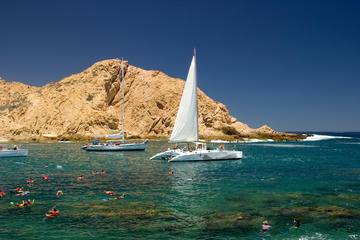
[168,171,174,175]
[262,220,271,232]
[77,175,85,180]
[56,190,63,197]
[0,190,5,198]
[48,206,60,216]
[16,187,24,194]
[43,175,50,180]
[27,178,35,184]
[104,190,114,195]
[116,194,126,199]
[293,219,300,228]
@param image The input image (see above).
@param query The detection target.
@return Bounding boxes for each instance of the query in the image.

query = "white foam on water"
[238,138,275,143]
[56,165,63,169]
[206,138,276,143]
[250,143,316,148]
[303,134,352,141]
[209,140,230,143]
[299,233,327,240]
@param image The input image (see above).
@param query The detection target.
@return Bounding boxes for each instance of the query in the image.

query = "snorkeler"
[293,219,300,228]
[0,190,5,198]
[46,206,60,218]
[23,199,34,206]
[56,190,63,197]
[93,170,106,174]
[26,178,35,184]
[77,175,85,180]
[262,220,271,232]
[116,194,126,199]
[102,194,126,201]
[104,190,115,195]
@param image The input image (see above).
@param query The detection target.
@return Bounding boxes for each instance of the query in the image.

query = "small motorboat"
[0,145,28,158]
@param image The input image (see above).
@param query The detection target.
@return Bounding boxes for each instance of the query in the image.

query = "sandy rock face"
[0,59,281,140]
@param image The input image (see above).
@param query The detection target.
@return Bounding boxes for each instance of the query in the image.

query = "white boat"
[0,147,28,158]
[82,59,148,152]
[150,49,243,162]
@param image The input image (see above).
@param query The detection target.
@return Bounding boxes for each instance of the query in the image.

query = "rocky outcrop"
[0,60,303,141]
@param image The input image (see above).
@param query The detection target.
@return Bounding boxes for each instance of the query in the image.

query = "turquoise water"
[1,134,360,239]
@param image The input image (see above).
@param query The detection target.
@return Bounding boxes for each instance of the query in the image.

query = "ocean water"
[0,133,360,240]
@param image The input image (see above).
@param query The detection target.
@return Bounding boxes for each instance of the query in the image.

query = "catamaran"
[0,145,28,157]
[82,59,148,151]
[150,49,242,162]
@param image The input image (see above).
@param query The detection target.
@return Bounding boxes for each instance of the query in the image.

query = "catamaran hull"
[149,149,182,160]
[83,141,148,151]
[0,149,28,158]
[170,150,243,162]
[150,149,242,162]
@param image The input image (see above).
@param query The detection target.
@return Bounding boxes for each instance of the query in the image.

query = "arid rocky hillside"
[0,59,303,141]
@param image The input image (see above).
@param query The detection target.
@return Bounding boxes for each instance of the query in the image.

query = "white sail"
[170,53,198,142]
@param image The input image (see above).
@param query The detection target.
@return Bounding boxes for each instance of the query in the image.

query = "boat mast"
[121,58,125,142]
[194,48,199,141]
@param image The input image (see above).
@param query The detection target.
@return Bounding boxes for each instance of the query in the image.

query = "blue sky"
[1,0,359,131]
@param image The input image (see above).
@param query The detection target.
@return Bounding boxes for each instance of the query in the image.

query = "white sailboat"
[83,59,148,151]
[150,50,242,162]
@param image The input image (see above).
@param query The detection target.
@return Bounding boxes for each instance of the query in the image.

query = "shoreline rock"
[0,61,304,142]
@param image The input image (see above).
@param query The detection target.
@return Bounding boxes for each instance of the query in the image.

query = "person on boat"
[174,144,178,150]
[101,170,106,174]
[220,145,224,151]
[93,170,98,174]
[13,145,18,150]
[188,146,193,152]
[56,190,63,197]
[293,219,300,228]
[262,220,271,232]
[77,175,85,180]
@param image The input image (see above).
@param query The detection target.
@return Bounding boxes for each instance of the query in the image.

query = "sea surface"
[0,133,360,240]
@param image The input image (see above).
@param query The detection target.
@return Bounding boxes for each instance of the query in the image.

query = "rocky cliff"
[0,59,303,141]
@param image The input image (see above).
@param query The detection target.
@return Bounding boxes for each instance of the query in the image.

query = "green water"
[1,136,360,239]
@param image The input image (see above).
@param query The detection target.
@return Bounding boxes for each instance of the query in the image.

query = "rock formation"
[0,59,303,141]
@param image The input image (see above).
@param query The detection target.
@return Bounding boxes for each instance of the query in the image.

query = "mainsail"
[170,51,198,142]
